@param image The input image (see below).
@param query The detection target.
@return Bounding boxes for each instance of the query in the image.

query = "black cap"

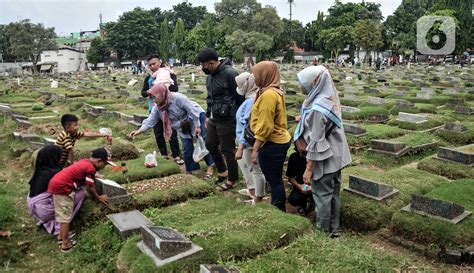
[91,148,116,166]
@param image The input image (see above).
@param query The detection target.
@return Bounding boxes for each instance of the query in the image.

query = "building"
[40,47,86,73]
[56,30,101,52]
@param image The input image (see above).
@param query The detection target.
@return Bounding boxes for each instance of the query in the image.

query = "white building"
[40,47,86,73]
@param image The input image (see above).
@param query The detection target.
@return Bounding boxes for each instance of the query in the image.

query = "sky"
[0,0,402,36]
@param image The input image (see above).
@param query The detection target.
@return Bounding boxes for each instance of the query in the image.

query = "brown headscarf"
[252,61,284,97]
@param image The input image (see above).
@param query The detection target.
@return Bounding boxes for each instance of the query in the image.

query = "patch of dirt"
[126,174,191,194]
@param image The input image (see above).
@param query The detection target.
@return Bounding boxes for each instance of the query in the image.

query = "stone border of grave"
[200,264,241,273]
[343,123,367,136]
[369,140,410,158]
[434,145,474,167]
[107,210,153,240]
[343,175,399,201]
[409,141,439,154]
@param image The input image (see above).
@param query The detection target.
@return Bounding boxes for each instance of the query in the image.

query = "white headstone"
[191,73,195,82]
[128,79,138,86]
[50,80,58,88]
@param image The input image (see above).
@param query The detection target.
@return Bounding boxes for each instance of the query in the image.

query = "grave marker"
[341,106,361,113]
[396,100,415,108]
[200,265,241,273]
[343,123,367,136]
[436,146,473,166]
[443,122,467,133]
[367,96,386,105]
[397,112,427,124]
[95,178,132,205]
[401,194,471,224]
[365,113,389,123]
[344,176,399,201]
[370,140,409,157]
[107,210,153,239]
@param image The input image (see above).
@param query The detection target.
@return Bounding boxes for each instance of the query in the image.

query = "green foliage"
[388,118,445,131]
[104,8,159,60]
[0,194,15,229]
[342,105,389,120]
[166,2,207,31]
[172,18,186,61]
[159,18,170,62]
[275,19,305,50]
[31,104,43,111]
[390,179,474,247]
[319,26,354,59]
[417,157,474,179]
[347,124,405,146]
[225,30,273,63]
[181,26,207,63]
[86,38,109,67]
[117,196,312,272]
[434,127,474,146]
[353,19,383,59]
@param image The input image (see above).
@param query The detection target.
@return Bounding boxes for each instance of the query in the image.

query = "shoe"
[60,238,77,253]
[244,199,256,205]
[218,182,235,191]
[296,207,306,216]
[238,189,251,197]
[174,157,185,165]
[57,231,76,244]
[330,231,340,239]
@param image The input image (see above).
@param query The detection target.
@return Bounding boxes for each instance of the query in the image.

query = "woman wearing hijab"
[27,145,86,236]
[295,65,352,237]
[233,72,266,203]
[129,83,215,177]
[250,61,291,211]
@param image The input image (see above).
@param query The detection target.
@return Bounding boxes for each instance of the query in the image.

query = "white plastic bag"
[50,80,58,88]
[144,151,158,168]
[193,136,209,163]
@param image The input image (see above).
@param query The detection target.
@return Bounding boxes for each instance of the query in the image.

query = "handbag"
[243,116,256,146]
[295,120,336,156]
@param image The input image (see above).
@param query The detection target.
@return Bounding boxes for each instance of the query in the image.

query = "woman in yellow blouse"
[250,61,291,211]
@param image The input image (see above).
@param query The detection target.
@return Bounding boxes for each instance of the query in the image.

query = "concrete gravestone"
[370,140,409,157]
[107,210,153,239]
[137,225,203,267]
[436,146,473,166]
[200,264,241,273]
[343,123,367,136]
[344,176,399,201]
[95,178,132,205]
[397,112,427,124]
[402,194,471,224]
[443,122,467,133]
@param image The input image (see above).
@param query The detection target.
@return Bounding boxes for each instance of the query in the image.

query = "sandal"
[60,239,77,253]
[219,182,235,191]
[216,175,227,184]
[203,173,212,180]
[162,155,170,160]
[57,231,76,244]
[244,199,256,205]
[174,157,185,165]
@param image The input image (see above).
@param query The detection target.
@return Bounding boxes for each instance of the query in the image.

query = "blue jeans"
[181,112,215,172]
[258,141,290,211]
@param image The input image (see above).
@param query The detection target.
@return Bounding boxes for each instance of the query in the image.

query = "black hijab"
[28,145,63,197]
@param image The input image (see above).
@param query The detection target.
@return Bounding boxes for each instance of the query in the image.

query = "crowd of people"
[27,47,352,253]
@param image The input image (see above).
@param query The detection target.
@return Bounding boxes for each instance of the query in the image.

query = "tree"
[275,19,305,51]
[215,0,262,34]
[104,8,159,60]
[304,11,325,51]
[159,18,170,62]
[319,26,354,60]
[166,2,207,31]
[87,38,109,69]
[181,26,207,64]
[7,20,56,72]
[353,20,383,62]
[172,18,186,62]
[225,29,273,64]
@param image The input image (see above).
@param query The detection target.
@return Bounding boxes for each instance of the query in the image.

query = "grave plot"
[417,144,474,179]
[388,112,447,131]
[74,138,140,161]
[340,166,448,231]
[116,196,312,272]
[234,232,431,272]
[345,124,405,149]
[342,105,390,123]
[368,132,438,159]
[391,179,474,260]
[435,121,474,146]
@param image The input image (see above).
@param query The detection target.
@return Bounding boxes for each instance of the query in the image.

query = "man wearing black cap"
[48,147,114,253]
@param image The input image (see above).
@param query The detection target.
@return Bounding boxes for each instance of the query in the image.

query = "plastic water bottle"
[303,184,310,191]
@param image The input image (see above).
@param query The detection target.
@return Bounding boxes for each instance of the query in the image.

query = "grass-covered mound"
[116,196,312,272]
[388,117,447,131]
[390,179,474,248]
[75,138,140,161]
[234,232,430,272]
[127,174,215,209]
[101,156,181,184]
[346,124,405,147]
[340,167,449,231]
[417,157,474,180]
[342,106,389,121]
[434,123,474,146]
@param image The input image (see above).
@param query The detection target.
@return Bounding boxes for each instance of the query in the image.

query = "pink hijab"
[147,83,173,140]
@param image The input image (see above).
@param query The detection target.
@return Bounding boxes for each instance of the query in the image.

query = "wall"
[40,49,86,73]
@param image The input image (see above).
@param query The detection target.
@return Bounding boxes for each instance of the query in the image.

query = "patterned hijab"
[252,61,284,98]
[294,66,343,139]
[147,83,173,140]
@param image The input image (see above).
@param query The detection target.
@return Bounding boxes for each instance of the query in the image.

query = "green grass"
[390,179,474,248]
[347,124,405,147]
[435,125,474,146]
[417,157,474,180]
[116,196,313,272]
[128,174,215,209]
[340,167,449,231]
[388,118,445,131]
[389,106,420,115]
[390,132,438,147]
[101,156,181,184]
[235,232,429,272]
[342,106,389,121]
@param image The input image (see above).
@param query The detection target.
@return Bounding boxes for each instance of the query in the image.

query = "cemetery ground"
[0,63,473,272]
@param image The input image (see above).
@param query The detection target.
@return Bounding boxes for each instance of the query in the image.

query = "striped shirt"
[56,131,84,167]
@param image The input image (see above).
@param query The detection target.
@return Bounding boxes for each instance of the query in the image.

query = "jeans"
[258,141,290,211]
[205,119,239,182]
[153,118,180,158]
[181,113,215,172]
[312,170,341,234]
[237,147,266,197]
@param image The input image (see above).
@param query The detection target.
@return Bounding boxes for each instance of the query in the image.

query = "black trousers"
[153,118,180,158]
[205,119,239,182]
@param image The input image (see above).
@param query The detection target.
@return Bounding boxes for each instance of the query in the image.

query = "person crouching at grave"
[47,148,113,253]
[250,61,291,212]
[56,114,111,168]
[234,72,266,204]
[141,54,184,165]
[286,146,314,216]
[129,83,215,178]
[294,66,352,238]
[27,145,86,237]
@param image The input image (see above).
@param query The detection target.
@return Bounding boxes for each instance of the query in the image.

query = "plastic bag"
[144,151,158,168]
[193,136,209,163]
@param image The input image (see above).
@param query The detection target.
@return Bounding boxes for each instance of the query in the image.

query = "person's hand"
[97,195,109,204]
[295,115,301,122]
[235,147,243,160]
[128,130,140,140]
[195,127,201,137]
[303,168,313,185]
[251,150,258,164]
[95,173,105,179]
[205,118,209,129]
[299,183,312,194]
